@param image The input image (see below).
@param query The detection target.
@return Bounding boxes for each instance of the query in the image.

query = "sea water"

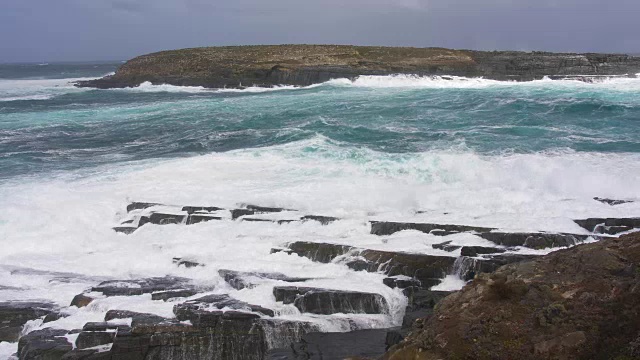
[1,63,640,358]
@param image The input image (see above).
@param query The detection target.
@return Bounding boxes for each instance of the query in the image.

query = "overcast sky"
[1,0,639,62]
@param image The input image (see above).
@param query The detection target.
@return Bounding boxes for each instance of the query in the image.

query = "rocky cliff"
[383,232,640,360]
[76,45,640,89]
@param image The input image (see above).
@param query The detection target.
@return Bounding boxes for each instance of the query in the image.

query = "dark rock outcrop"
[91,276,194,297]
[574,217,640,234]
[18,328,73,360]
[371,221,590,249]
[593,197,633,206]
[384,232,640,360]
[300,215,339,225]
[279,241,457,287]
[432,241,461,252]
[267,329,390,360]
[0,302,56,342]
[370,221,494,236]
[17,309,319,360]
[460,246,506,257]
[477,232,589,249]
[151,289,198,301]
[174,294,275,319]
[172,257,203,268]
[273,286,388,315]
[76,45,640,89]
[219,270,311,290]
[453,254,539,281]
[70,294,95,308]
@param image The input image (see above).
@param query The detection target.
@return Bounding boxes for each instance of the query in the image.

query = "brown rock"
[75,45,640,90]
[384,232,640,360]
[70,294,95,308]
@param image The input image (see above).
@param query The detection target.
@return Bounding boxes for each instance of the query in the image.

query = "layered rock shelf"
[3,201,639,360]
[384,232,640,360]
[75,45,640,89]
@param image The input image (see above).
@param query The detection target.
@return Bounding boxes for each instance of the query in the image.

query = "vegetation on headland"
[76,45,640,89]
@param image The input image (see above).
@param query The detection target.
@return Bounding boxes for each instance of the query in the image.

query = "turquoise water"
[1,63,640,180]
[1,64,640,357]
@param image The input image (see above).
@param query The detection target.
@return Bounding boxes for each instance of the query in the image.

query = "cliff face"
[383,232,640,360]
[76,45,640,89]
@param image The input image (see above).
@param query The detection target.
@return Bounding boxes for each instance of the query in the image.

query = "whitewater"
[1,63,640,359]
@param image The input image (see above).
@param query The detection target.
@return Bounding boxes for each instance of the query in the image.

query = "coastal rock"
[370,221,494,236]
[267,329,390,360]
[230,209,255,220]
[18,328,72,360]
[383,277,422,289]
[273,286,388,315]
[126,202,161,212]
[186,214,222,225]
[91,276,194,297]
[151,289,199,301]
[245,205,292,213]
[172,257,203,268]
[75,45,640,89]
[432,241,461,252]
[453,254,538,281]
[140,212,186,226]
[219,269,311,290]
[574,217,640,232]
[593,197,633,206]
[300,215,339,225]
[0,302,56,342]
[460,246,506,257]
[401,288,451,327]
[280,241,456,287]
[384,232,640,360]
[70,294,95,308]
[181,205,224,213]
[75,322,125,350]
[174,294,275,320]
[477,232,589,249]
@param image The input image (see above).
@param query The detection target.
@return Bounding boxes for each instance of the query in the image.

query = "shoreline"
[75,45,640,89]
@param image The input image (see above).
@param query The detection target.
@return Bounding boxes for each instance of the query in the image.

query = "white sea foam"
[0,342,17,360]
[112,74,640,93]
[0,74,111,102]
[324,74,640,91]
[1,137,640,340]
[105,81,302,94]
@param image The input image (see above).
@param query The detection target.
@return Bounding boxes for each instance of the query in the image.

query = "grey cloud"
[0,0,637,62]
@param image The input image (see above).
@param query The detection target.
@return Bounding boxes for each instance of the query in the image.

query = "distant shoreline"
[75,45,640,89]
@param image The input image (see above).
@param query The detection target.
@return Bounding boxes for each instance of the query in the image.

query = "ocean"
[1,63,640,358]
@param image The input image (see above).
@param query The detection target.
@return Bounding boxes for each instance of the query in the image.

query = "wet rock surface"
[114,202,343,233]
[574,217,640,234]
[0,302,56,342]
[18,328,73,360]
[593,197,634,206]
[370,221,494,236]
[15,307,319,360]
[267,329,390,360]
[384,232,640,360]
[91,276,195,297]
[12,201,640,360]
[460,246,506,257]
[453,254,539,281]
[174,294,275,319]
[219,270,311,290]
[76,45,640,89]
[273,286,388,315]
[477,232,589,249]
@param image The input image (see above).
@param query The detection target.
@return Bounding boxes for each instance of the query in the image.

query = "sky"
[1,0,639,63]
